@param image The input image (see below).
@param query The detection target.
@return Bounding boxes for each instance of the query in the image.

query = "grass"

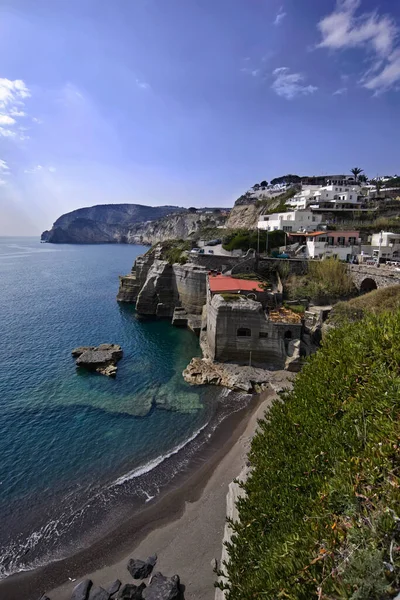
[329,285,400,327]
[283,302,306,315]
[148,239,191,265]
[286,258,356,304]
[255,187,298,212]
[220,309,400,600]
[220,293,242,302]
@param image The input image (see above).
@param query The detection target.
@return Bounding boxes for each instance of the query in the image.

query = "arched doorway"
[360,278,378,294]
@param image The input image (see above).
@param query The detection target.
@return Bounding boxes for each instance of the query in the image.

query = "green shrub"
[220,293,242,302]
[329,285,400,328]
[222,310,400,599]
[222,229,285,253]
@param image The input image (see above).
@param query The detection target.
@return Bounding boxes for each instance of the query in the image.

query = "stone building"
[205,274,302,369]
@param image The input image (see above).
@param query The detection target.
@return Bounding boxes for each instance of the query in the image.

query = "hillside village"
[116,168,400,388]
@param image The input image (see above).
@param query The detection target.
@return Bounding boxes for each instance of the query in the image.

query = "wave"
[112,420,210,486]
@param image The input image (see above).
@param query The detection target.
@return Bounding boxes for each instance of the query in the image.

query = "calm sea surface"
[0,238,249,578]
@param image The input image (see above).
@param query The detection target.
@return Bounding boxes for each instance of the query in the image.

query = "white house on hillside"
[258,210,323,232]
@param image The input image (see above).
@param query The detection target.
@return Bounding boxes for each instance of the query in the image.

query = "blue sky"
[0,0,400,235]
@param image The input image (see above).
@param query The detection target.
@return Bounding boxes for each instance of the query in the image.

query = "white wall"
[258,210,322,232]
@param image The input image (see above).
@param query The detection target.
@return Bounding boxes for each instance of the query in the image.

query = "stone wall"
[348,264,400,290]
[207,295,302,368]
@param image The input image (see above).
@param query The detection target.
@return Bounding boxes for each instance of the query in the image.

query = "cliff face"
[42,204,226,245]
[41,204,184,244]
[225,204,262,230]
[125,211,225,246]
[117,248,207,317]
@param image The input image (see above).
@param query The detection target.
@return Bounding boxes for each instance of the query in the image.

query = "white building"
[257,210,323,233]
[363,232,400,261]
[287,182,366,213]
[290,230,360,261]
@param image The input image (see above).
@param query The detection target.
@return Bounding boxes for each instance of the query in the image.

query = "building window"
[338,237,345,246]
[283,226,293,232]
[259,331,268,338]
[237,328,251,337]
[349,195,352,199]
[348,237,356,245]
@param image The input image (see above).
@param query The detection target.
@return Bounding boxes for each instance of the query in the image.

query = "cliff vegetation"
[222,309,400,600]
[222,229,285,253]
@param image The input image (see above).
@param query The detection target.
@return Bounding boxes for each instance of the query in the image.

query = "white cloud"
[333,87,348,95]
[0,114,16,125]
[274,7,287,26]
[0,178,6,186]
[32,117,43,124]
[317,0,400,93]
[271,67,317,99]
[135,78,150,90]
[0,78,31,138]
[0,159,10,172]
[24,164,56,174]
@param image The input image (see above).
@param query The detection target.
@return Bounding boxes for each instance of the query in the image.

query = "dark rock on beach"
[127,555,157,579]
[117,582,146,600]
[89,586,110,600]
[107,580,122,596]
[71,579,93,600]
[142,573,180,600]
[72,344,123,377]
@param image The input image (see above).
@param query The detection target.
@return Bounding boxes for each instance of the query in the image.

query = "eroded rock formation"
[72,344,123,377]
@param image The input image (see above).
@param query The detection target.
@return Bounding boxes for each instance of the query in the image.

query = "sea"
[0,237,251,579]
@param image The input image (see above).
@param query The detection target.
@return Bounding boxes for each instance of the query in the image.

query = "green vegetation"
[329,285,400,327]
[230,273,263,281]
[283,302,306,315]
[222,229,285,253]
[156,239,191,265]
[286,258,356,304]
[221,309,400,599]
[220,293,242,302]
[351,167,364,182]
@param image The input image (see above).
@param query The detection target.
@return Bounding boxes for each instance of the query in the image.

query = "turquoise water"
[0,238,247,578]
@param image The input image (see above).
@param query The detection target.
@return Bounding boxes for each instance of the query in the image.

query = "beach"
[0,390,277,600]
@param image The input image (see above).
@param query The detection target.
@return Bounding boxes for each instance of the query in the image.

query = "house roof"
[208,274,264,293]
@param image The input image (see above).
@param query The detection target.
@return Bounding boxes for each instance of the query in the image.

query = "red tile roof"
[208,274,264,293]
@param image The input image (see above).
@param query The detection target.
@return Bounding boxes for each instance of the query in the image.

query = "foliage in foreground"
[222,310,400,600]
[286,258,356,304]
[328,285,400,328]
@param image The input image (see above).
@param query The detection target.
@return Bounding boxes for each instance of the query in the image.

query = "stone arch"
[360,277,378,293]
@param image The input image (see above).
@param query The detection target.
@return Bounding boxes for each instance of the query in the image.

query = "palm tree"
[351,167,364,182]
[358,174,368,184]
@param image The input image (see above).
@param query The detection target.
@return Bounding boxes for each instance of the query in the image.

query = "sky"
[0,0,400,235]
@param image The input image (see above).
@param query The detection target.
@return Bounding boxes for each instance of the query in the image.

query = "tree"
[260,180,268,187]
[351,167,364,182]
[358,174,368,183]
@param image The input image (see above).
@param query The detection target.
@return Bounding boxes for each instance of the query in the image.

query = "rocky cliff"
[42,204,226,245]
[226,188,297,230]
[117,246,208,317]
[41,204,184,244]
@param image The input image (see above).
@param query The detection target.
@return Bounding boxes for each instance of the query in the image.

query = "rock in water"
[117,582,146,599]
[142,573,180,600]
[71,579,93,600]
[127,555,157,579]
[73,344,123,377]
[89,586,110,600]
[107,580,121,595]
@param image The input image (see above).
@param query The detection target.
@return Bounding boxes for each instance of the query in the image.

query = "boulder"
[74,344,123,377]
[117,582,146,600]
[127,555,157,579]
[107,580,121,596]
[88,587,110,600]
[71,579,93,600]
[38,595,51,600]
[142,573,180,600]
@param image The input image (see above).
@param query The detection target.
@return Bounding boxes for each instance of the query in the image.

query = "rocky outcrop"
[127,556,157,580]
[118,583,146,600]
[225,203,261,230]
[142,573,180,600]
[72,344,123,377]
[118,250,208,317]
[71,580,92,600]
[41,204,183,244]
[183,357,272,392]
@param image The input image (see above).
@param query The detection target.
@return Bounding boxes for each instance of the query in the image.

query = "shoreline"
[0,390,274,600]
